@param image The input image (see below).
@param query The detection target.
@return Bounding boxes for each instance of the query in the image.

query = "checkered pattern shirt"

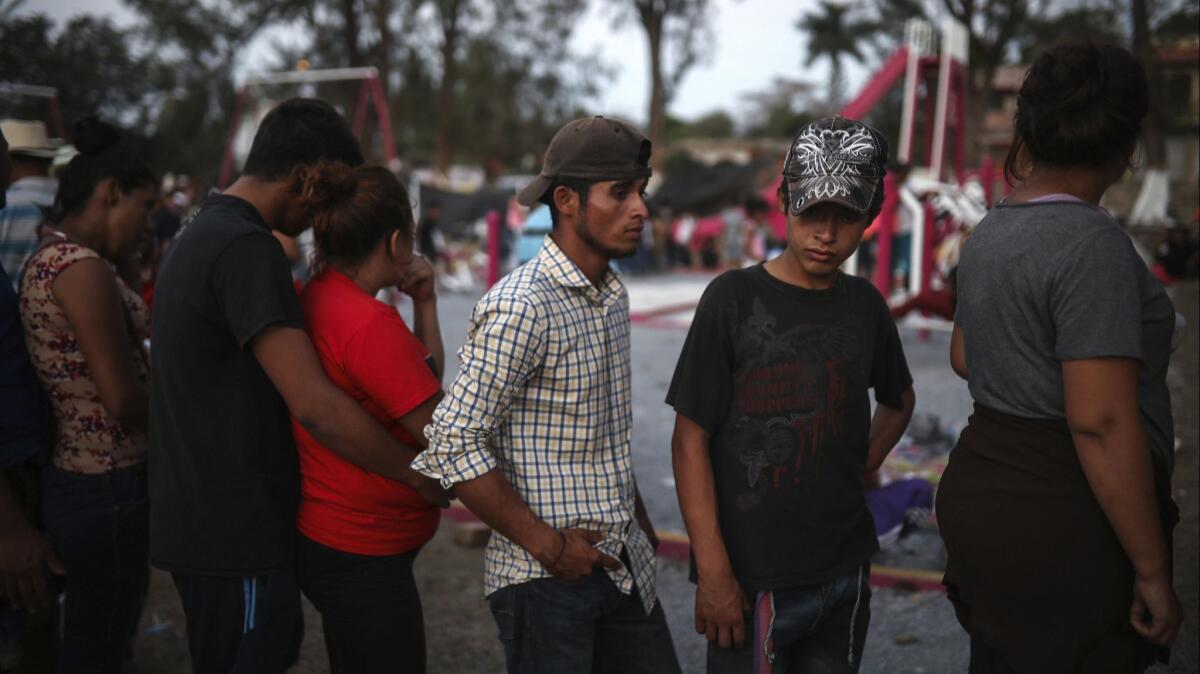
[0,177,56,286]
[413,237,657,613]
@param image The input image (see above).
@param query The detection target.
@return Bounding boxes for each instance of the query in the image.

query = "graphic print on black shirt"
[667,265,912,590]
[726,297,858,507]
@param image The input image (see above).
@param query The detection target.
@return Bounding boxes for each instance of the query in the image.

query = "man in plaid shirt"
[412,117,681,673]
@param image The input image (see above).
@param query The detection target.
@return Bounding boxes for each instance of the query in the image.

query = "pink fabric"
[761,176,788,240]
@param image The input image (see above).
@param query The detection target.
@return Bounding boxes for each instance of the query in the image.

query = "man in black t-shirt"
[150,99,449,674]
[667,117,915,674]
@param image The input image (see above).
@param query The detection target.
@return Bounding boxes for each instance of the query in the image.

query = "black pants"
[171,570,302,674]
[296,533,426,674]
[40,463,148,674]
[968,634,1020,674]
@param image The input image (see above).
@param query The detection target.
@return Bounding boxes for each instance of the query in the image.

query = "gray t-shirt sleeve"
[1050,228,1142,362]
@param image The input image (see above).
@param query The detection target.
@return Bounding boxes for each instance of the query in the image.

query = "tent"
[650,157,775,216]
[418,183,513,238]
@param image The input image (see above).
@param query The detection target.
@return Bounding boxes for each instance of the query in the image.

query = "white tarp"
[1129,168,1172,226]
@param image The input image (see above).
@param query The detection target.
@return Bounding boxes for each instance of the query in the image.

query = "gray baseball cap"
[517,116,652,207]
[782,116,888,217]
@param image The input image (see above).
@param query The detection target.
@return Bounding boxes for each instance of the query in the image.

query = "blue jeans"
[40,463,149,674]
[707,565,871,674]
[488,570,681,674]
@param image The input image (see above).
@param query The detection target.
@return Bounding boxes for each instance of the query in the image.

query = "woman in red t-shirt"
[291,161,446,673]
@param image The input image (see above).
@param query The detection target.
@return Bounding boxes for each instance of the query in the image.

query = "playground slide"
[840,47,910,121]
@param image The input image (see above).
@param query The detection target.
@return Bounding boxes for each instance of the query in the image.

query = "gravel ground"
[123,277,1198,673]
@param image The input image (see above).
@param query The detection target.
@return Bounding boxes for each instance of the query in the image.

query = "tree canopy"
[0,0,603,184]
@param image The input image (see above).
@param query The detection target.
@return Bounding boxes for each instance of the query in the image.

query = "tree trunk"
[434,0,461,175]
[373,0,393,94]
[340,0,363,66]
[644,12,666,172]
[830,58,843,111]
[1131,0,1166,168]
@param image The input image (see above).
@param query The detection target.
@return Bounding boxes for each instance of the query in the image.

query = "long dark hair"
[1004,43,1149,184]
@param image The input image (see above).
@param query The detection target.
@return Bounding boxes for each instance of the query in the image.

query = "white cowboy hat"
[0,119,57,159]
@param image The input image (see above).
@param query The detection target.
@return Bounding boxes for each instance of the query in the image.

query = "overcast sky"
[28,0,872,125]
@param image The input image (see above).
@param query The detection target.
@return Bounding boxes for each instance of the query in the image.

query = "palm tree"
[797,1,873,111]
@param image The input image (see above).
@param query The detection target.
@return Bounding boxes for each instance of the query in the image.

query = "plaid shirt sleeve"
[413,293,546,488]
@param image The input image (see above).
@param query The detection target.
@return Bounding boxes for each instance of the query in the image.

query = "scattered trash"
[878,413,958,486]
[868,479,933,547]
[894,634,920,646]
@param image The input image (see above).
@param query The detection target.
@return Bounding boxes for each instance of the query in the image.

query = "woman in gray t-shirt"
[936,44,1182,674]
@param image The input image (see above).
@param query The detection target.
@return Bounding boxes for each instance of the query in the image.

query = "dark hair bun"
[72,116,122,156]
[1007,43,1148,180]
[300,163,415,270]
[299,160,358,214]
[50,115,154,223]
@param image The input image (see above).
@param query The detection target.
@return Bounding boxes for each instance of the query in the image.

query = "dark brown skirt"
[937,404,1175,674]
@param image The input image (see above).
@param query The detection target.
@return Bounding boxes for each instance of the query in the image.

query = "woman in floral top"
[18,117,156,673]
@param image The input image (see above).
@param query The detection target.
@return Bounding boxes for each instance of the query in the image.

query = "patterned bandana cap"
[783,116,889,217]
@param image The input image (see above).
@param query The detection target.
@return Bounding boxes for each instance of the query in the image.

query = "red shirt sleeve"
[343,308,442,421]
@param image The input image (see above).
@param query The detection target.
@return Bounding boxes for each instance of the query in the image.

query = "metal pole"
[898,45,919,164]
[217,85,250,188]
[352,79,371,141]
[369,76,398,168]
[874,173,900,295]
[486,211,501,289]
[930,20,955,181]
[953,63,967,184]
[243,67,380,86]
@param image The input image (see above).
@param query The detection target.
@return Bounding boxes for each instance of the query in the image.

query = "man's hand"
[541,529,621,582]
[412,474,452,508]
[1131,570,1183,646]
[0,522,65,612]
[398,255,437,304]
[695,568,750,650]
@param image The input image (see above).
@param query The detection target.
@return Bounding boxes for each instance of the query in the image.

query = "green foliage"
[741,78,818,139]
[0,0,603,183]
[797,1,875,110]
[1015,5,1127,62]
[235,0,601,172]
[1152,0,1200,42]
[0,14,155,131]
[665,110,735,140]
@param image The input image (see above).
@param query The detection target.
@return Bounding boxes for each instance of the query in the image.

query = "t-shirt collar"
[208,193,271,232]
[751,262,842,300]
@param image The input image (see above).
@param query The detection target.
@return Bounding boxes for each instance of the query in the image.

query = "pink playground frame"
[218,67,397,188]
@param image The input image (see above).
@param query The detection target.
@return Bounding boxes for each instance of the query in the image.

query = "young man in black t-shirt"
[667,117,915,674]
[150,99,449,674]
